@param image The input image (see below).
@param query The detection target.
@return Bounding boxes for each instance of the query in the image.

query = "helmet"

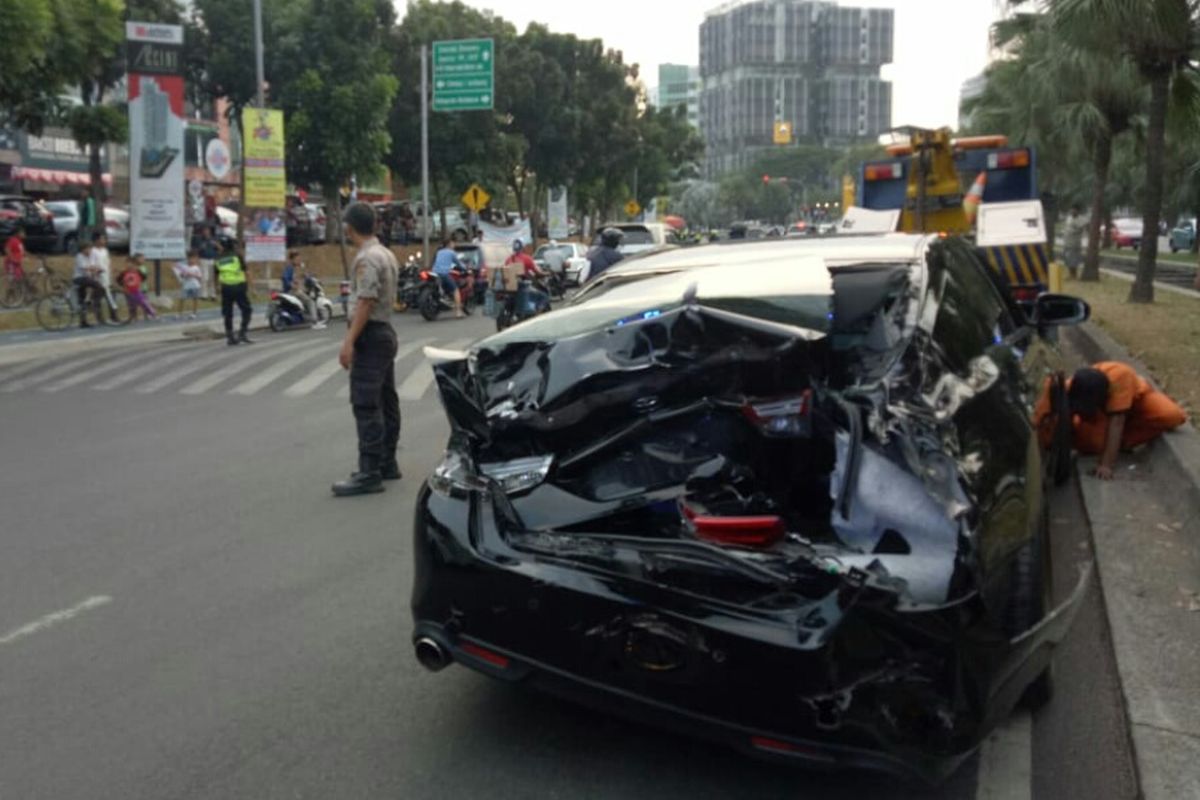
[512,238,524,252]
[600,227,624,248]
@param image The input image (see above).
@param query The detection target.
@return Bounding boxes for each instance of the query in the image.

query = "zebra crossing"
[0,333,474,401]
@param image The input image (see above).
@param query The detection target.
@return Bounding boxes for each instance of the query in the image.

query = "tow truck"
[851,127,1051,300]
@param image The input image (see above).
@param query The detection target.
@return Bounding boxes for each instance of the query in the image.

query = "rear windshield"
[479,258,834,349]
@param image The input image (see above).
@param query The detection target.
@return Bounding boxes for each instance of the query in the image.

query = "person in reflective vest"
[216,251,253,345]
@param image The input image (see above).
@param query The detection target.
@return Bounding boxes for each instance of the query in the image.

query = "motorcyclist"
[432,238,466,318]
[501,239,550,320]
[541,239,567,275]
[504,238,541,278]
[586,227,625,280]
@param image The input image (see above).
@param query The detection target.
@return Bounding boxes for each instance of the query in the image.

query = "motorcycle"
[416,267,476,321]
[396,254,423,311]
[494,276,551,331]
[268,276,335,332]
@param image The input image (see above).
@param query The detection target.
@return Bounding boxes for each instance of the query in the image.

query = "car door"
[929,240,1036,609]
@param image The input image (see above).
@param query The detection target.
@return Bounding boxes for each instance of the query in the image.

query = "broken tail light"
[741,390,813,438]
[479,455,554,495]
[682,504,786,548]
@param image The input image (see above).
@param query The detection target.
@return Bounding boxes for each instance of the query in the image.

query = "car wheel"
[1007,501,1054,710]
[62,233,78,255]
[1170,243,1180,253]
[1051,375,1073,487]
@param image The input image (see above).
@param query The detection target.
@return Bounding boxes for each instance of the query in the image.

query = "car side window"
[931,243,1019,371]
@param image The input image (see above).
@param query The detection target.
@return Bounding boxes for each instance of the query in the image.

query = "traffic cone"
[963,172,986,225]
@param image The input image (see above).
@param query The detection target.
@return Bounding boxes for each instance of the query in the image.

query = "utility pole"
[421,44,431,269]
[253,0,265,108]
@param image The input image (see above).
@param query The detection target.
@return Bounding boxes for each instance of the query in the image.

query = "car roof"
[601,233,935,278]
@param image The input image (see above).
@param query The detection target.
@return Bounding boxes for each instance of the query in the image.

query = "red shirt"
[4,236,24,271]
[506,253,538,277]
[121,269,143,293]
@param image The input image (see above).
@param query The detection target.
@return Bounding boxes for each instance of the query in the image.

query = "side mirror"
[1034,293,1090,327]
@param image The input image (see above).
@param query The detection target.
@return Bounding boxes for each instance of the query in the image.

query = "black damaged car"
[411,234,1092,782]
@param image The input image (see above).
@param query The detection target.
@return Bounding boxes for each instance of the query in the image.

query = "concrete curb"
[1064,322,1200,800]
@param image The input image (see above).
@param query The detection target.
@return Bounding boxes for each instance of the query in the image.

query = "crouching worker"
[1068,361,1187,480]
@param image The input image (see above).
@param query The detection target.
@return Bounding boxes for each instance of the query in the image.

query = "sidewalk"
[1065,323,1200,800]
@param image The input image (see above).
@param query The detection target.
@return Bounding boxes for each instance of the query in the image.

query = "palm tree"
[1052,0,1200,302]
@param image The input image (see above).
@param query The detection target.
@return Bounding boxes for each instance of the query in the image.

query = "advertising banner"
[547,186,568,239]
[242,108,286,209]
[478,218,531,248]
[245,209,287,263]
[127,21,186,260]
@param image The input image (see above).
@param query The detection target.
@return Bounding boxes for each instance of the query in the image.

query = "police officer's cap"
[343,202,377,236]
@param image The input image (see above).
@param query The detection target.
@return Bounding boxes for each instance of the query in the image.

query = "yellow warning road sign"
[624,199,641,217]
[462,183,491,212]
[773,121,793,145]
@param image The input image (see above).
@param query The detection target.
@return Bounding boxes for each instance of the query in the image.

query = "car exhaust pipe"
[414,636,450,672]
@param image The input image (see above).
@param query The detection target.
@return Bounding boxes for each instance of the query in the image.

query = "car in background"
[1110,218,1143,249]
[594,222,671,256]
[412,232,1091,782]
[45,201,82,252]
[0,195,57,252]
[104,206,130,251]
[1169,218,1196,252]
[534,242,589,284]
[306,203,327,244]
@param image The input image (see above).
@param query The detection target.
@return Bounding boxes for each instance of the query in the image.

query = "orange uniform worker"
[1067,361,1187,480]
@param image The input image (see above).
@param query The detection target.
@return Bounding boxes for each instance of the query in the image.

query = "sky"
[396,0,1002,130]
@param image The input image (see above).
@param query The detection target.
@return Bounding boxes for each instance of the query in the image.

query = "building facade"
[700,0,894,177]
[657,64,701,129]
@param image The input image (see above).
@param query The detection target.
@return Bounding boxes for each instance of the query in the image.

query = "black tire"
[35,294,73,332]
[0,278,27,308]
[1007,502,1054,710]
[317,303,333,324]
[418,287,440,321]
[269,309,288,332]
[1051,375,1073,487]
[63,233,78,255]
[1170,243,1180,253]
[496,307,512,331]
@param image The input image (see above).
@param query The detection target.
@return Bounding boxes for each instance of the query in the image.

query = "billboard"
[242,108,285,208]
[127,22,186,260]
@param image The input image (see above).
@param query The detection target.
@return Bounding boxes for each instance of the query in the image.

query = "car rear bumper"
[408,483,1075,783]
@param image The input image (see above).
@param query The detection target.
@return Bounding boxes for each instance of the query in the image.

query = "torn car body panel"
[411,235,1089,782]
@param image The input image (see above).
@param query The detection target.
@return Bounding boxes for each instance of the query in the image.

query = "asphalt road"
[0,310,1135,799]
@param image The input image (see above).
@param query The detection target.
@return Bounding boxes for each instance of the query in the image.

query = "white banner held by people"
[126,22,186,260]
[547,186,568,239]
[478,218,532,248]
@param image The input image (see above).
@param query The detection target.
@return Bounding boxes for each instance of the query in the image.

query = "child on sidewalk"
[174,250,204,319]
[119,253,158,321]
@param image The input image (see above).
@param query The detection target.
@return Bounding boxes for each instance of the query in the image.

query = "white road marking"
[93,345,207,391]
[0,353,111,393]
[134,346,244,394]
[396,338,470,401]
[177,339,313,395]
[228,343,333,395]
[0,596,113,647]
[41,347,194,393]
[974,710,1032,800]
[287,337,433,399]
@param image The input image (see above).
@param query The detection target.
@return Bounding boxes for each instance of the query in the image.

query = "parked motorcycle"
[268,276,335,332]
[416,268,476,321]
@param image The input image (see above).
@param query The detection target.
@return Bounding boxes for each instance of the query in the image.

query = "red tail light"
[459,642,510,669]
[741,390,812,438]
[864,162,903,181]
[682,505,785,548]
[419,270,431,280]
[269,290,280,300]
[1011,286,1040,303]
[105,219,121,230]
[986,149,1031,170]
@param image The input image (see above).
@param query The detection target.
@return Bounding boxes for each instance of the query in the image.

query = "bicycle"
[35,282,133,332]
[1,258,70,309]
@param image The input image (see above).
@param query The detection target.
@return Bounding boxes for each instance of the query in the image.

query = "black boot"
[227,335,239,346]
[332,471,385,497]
[381,462,402,481]
[238,331,254,344]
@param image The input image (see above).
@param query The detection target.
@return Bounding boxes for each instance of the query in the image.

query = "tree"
[1053,0,1200,302]
[0,0,62,131]
[276,0,398,273]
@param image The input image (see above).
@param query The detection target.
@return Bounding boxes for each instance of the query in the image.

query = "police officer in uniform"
[215,248,253,346]
[333,203,401,497]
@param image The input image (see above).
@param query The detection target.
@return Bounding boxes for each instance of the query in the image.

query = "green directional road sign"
[432,38,495,112]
